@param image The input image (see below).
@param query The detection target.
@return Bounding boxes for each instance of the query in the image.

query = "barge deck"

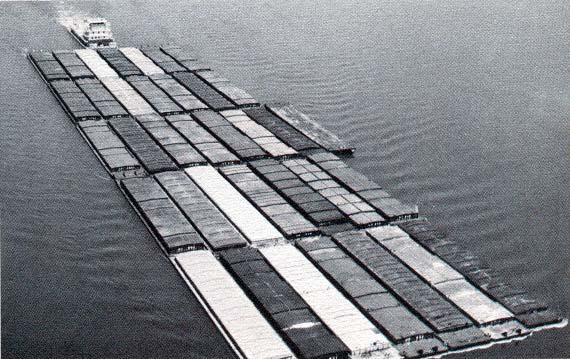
[28,44,565,359]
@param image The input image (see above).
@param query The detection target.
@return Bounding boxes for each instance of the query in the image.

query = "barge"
[28,43,565,359]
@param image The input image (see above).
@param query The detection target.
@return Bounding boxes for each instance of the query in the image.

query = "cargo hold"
[175,251,295,359]
[121,176,205,253]
[185,165,283,245]
[108,118,178,173]
[296,236,446,358]
[219,247,350,359]
[165,114,239,166]
[260,244,401,358]
[155,171,248,251]
[219,164,318,238]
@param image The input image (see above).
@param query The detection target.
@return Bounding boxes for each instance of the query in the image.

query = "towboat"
[68,17,117,49]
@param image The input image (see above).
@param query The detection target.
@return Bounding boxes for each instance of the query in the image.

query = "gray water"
[1,1,568,358]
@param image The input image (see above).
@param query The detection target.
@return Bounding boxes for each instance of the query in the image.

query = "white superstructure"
[69,17,117,49]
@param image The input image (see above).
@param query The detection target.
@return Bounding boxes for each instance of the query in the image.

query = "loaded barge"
[28,41,565,359]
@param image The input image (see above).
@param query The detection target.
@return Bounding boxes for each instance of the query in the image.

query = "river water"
[1,1,568,358]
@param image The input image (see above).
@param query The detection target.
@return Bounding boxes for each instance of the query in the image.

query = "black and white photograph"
[1,1,568,358]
